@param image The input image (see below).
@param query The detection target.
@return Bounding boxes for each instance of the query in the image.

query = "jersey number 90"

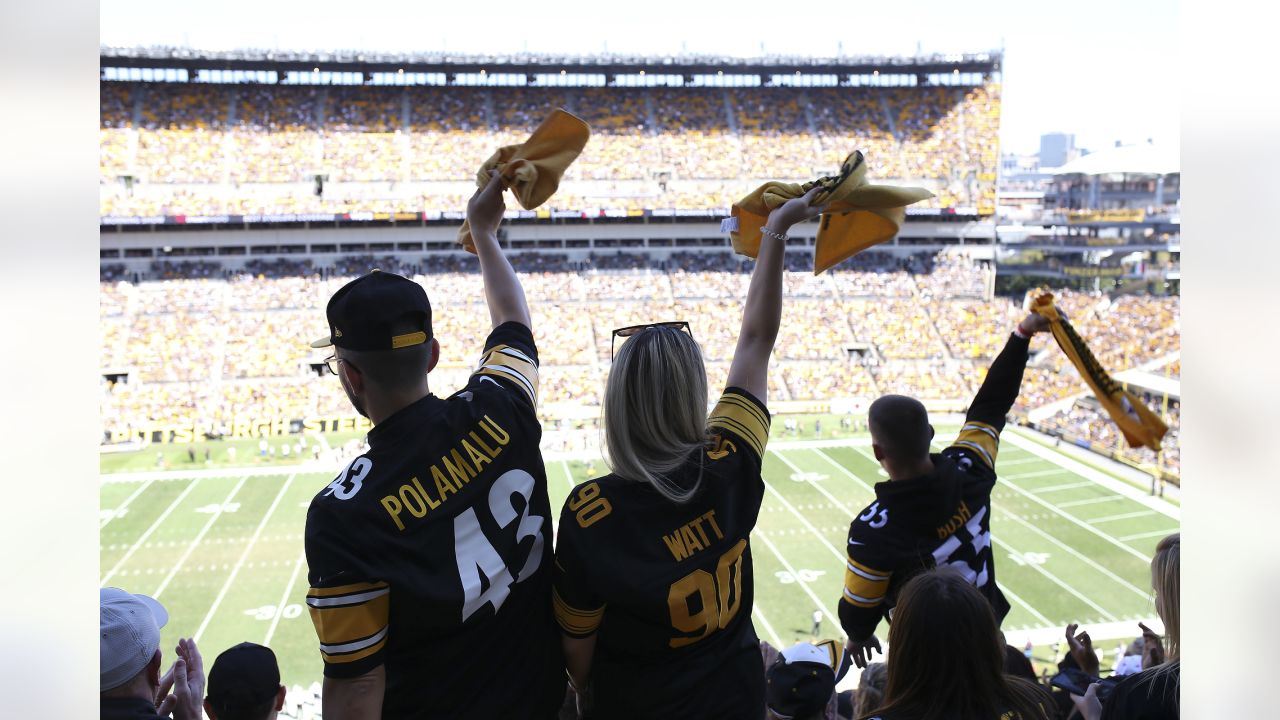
[666,539,747,648]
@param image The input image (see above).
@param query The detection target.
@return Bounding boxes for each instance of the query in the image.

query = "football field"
[99,425,1179,689]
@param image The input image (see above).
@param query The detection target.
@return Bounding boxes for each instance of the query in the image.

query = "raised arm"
[964,311,1050,430]
[725,187,826,400]
[948,311,1050,470]
[467,171,532,330]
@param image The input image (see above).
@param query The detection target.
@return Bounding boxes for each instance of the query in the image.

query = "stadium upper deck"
[99,47,1002,222]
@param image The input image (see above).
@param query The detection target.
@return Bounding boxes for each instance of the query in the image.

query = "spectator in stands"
[839,311,1051,668]
[203,642,285,720]
[857,568,1055,720]
[302,173,563,718]
[762,640,852,720]
[1071,533,1179,720]
[100,587,205,720]
[851,663,888,719]
[553,189,827,718]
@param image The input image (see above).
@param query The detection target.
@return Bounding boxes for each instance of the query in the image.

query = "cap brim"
[134,593,169,630]
[310,335,333,348]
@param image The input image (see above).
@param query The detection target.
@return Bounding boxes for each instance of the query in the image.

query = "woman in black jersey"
[1073,533,1180,720]
[859,568,1055,720]
[552,188,826,719]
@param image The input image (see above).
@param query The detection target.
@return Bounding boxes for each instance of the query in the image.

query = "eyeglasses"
[323,354,359,376]
[610,321,692,359]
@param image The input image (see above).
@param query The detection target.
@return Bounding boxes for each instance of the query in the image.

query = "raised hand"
[846,634,882,669]
[1065,623,1100,676]
[467,170,507,239]
[764,186,828,235]
[1139,622,1166,668]
[1019,311,1052,336]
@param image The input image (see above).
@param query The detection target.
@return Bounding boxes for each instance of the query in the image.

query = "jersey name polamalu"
[303,322,562,719]
[553,388,771,719]
[838,333,1032,642]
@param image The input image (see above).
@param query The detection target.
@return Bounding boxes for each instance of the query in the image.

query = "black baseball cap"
[310,270,432,351]
[205,642,281,716]
[766,640,852,719]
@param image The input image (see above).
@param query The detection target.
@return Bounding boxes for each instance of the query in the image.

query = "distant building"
[1039,132,1077,169]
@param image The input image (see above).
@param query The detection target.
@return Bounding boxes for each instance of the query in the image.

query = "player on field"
[838,310,1053,669]
[552,188,828,719]
[303,172,563,719]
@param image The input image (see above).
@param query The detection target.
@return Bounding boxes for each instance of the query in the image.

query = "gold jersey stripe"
[846,556,891,580]
[708,393,769,455]
[843,567,890,601]
[841,588,882,609]
[307,593,390,648]
[319,636,388,665]
[952,421,1000,468]
[306,580,389,599]
[553,589,604,636]
[707,415,764,457]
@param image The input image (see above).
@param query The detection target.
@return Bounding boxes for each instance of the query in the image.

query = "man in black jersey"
[838,310,1052,668]
[303,173,563,719]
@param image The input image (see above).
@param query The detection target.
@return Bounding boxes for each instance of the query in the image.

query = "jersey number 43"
[453,469,546,621]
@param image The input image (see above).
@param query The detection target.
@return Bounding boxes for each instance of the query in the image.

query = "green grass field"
[99,424,1178,689]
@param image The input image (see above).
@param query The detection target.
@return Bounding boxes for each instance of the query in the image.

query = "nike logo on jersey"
[848,539,865,546]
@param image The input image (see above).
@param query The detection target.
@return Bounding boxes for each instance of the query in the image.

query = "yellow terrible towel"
[1032,293,1169,451]
[457,108,591,252]
[730,151,934,274]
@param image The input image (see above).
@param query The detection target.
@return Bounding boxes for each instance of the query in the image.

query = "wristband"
[760,226,788,242]
[1013,324,1031,340]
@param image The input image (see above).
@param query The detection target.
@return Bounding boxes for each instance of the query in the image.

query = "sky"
[99,0,1179,156]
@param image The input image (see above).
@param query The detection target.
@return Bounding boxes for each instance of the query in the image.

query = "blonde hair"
[603,326,708,503]
[1146,532,1180,711]
[1152,532,1180,660]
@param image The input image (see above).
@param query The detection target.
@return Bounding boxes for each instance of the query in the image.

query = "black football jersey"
[304,321,563,719]
[553,388,771,719]
[838,332,1032,642]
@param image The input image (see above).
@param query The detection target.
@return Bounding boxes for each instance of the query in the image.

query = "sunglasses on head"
[610,321,692,359]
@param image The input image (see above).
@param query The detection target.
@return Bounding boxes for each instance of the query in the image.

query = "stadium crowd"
[99,80,1000,218]
[100,250,1180,473]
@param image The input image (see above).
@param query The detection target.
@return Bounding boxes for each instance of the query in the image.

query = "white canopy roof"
[1051,144,1179,176]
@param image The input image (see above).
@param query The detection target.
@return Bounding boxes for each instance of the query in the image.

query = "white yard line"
[771,451,857,517]
[101,478,204,585]
[1004,430,1179,520]
[998,533,1118,622]
[993,457,1041,468]
[812,448,877,494]
[996,478,1152,563]
[1118,528,1180,542]
[153,475,251,599]
[1055,495,1124,509]
[560,461,575,493]
[1000,582,1053,626]
[265,549,309,647]
[751,605,784,647]
[1006,469,1073,482]
[194,474,297,641]
[752,530,842,628]
[101,477,156,528]
[1030,480,1096,493]
[102,463,312,483]
[998,511,1151,599]
[760,481,846,564]
[1089,510,1158,525]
